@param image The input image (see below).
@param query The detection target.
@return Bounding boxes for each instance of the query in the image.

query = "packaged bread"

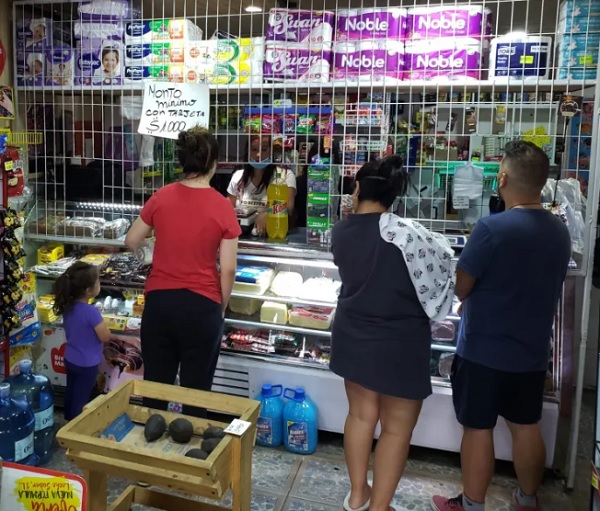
[27,214,66,235]
[229,297,262,316]
[55,217,106,238]
[289,306,334,330]
[104,218,131,239]
[270,271,304,297]
[260,301,288,325]
[233,266,275,295]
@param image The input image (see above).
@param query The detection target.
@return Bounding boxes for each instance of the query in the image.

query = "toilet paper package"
[264,42,331,82]
[557,66,598,79]
[405,39,482,81]
[74,20,124,40]
[558,14,600,33]
[557,34,600,68]
[125,42,185,66]
[16,52,46,87]
[559,0,600,19]
[408,5,487,40]
[333,40,405,82]
[336,8,407,41]
[489,35,552,81]
[45,47,75,86]
[76,39,123,85]
[123,65,184,83]
[266,9,335,46]
[17,18,53,49]
[125,19,203,44]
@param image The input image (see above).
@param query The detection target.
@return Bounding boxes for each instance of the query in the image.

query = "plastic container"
[0,382,37,465]
[266,169,289,240]
[283,387,318,455]
[4,359,55,464]
[256,384,284,447]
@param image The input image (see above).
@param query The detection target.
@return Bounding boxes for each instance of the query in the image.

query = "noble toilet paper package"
[16,52,45,87]
[263,42,332,82]
[266,9,335,46]
[45,47,75,86]
[125,42,185,66]
[404,38,483,81]
[408,5,488,40]
[76,39,123,85]
[336,8,408,41]
[17,18,53,49]
[557,33,600,68]
[124,19,203,44]
[489,35,552,81]
[333,40,405,82]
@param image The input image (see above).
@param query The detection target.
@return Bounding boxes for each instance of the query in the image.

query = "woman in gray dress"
[331,156,433,511]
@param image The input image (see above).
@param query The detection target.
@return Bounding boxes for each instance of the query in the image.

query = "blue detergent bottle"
[0,382,37,465]
[283,387,318,455]
[256,384,284,447]
[4,359,55,465]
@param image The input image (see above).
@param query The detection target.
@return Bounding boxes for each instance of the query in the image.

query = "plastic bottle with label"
[266,169,289,240]
[4,359,55,464]
[256,384,284,447]
[283,387,318,455]
[0,382,37,465]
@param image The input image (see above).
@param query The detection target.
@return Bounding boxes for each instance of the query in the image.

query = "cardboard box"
[37,243,64,264]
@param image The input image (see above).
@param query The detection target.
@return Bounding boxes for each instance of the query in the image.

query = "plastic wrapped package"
[289,306,334,330]
[55,217,106,238]
[270,271,304,297]
[431,320,456,342]
[104,218,130,239]
[233,266,276,295]
[260,302,288,325]
[229,297,262,316]
[297,278,341,303]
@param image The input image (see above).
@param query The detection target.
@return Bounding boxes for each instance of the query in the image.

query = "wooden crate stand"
[56,379,260,511]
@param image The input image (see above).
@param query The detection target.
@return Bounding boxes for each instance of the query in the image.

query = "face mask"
[249,157,271,170]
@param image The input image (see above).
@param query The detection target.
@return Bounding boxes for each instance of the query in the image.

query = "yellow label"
[5,160,14,171]
[520,55,534,64]
[593,472,599,490]
[14,476,82,511]
[579,54,594,65]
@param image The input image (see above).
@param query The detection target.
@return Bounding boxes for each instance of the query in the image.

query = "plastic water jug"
[256,384,284,447]
[283,387,318,455]
[4,359,55,464]
[0,382,36,465]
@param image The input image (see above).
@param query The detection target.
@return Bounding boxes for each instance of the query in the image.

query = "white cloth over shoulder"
[379,213,455,321]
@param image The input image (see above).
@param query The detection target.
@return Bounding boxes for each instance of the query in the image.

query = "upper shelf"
[15,79,598,95]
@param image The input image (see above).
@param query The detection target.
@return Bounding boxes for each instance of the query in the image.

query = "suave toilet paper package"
[404,38,482,81]
[263,42,331,82]
[333,40,405,82]
[266,9,335,46]
[336,8,408,41]
[408,5,488,40]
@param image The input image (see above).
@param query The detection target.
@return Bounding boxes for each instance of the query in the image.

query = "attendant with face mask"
[228,134,297,236]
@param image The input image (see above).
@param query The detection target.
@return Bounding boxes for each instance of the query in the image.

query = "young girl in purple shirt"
[52,262,111,420]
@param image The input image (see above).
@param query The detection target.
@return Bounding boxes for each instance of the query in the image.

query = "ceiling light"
[245,5,263,12]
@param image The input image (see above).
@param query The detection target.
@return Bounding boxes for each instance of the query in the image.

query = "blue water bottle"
[0,382,37,465]
[283,387,318,455]
[4,359,55,464]
[256,384,284,447]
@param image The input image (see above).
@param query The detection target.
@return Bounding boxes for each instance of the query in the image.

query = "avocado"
[144,414,167,442]
[203,426,226,440]
[201,437,221,454]
[169,418,194,444]
[185,448,209,460]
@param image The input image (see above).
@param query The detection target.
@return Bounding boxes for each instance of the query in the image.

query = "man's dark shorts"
[450,355,547,429]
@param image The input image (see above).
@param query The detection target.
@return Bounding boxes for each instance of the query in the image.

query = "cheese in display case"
[261,302,288,325]
[233,266,276,295]
[270,271,304,297]
[289,306,335,330]
[229,297,262,316]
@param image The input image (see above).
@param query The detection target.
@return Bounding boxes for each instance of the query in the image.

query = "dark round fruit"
[185,448,208,460]
[201,437,221,454]
[144,414,167,442]
[203,426,226,440]
[169,418,194,444]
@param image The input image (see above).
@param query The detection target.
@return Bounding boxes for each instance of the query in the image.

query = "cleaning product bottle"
[256,384,284,447]
[5,359,55,465]
[283,387,318,455]
[266,168,289,240]
[0,382,36,465]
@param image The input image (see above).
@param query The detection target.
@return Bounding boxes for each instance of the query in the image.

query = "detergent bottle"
[256,384,284,447]
[283,387,318,455]
[266,168,289,240]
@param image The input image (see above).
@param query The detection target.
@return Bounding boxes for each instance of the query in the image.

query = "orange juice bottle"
[266,169,288,240]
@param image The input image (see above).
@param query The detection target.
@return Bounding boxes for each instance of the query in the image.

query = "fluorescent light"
[245,5,263,12]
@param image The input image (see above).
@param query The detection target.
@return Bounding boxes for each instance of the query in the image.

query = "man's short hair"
[502,140,550,192]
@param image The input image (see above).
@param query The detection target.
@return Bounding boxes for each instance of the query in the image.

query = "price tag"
[224,419,252,437]
[453,196,470,210]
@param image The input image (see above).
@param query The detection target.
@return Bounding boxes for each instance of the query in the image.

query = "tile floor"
[46,391,595,511]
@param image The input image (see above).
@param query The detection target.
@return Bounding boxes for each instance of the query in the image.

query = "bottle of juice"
[266,169,289,240]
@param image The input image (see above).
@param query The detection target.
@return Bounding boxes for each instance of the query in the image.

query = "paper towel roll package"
[408,5,487,40]
[489,35,552,81]
[333,40,405,82]
[263,43,331,82]
[125,42,185,66]
[266,9,335,46]
[404,38,482,81]
[336,8,407,41]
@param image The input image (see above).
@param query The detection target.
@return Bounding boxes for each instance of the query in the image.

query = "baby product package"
[74,20,124,40]
[17,18,53,49]
[266,9,335,47]
[264,42,331,82]
[78,0,137,19]
[125,42,185,66]
[333,40,405,82]
[404,38,482,81]
[124,19,203,44]
[16,52,46,87]
[407,5,488,40]
[336,8,407,41]
[76,39,123,85]
[45,47,75,86]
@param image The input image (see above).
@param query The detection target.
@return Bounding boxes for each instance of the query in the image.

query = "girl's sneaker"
[431,495,465,511]
[511,489,541,511]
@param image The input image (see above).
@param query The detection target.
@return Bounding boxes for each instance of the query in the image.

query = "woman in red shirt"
[125,127,241,416]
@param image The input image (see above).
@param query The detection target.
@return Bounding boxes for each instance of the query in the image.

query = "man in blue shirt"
[431,141,571,511]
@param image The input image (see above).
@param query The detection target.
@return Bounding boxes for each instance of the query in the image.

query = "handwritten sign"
[138,82,210,139]
[0,462,86,511]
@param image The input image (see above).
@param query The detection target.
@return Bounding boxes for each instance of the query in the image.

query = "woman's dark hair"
[237,134,285,194]
[355,155,408,209]
[52,262,99,315]
[177,126,219,178]
[102,47,119,62]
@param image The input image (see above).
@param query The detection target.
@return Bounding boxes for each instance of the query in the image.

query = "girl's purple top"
[63,301,104,367]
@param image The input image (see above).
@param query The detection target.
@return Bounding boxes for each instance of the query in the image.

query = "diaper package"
[17,18,53,49]
[76,39,123,85]
[264,42,331,82]
[45,47,75,86]
[124,19,203,44]
[74,20,124,40]
[336,8,407,41]
[266,9,335,47]
[333,40,405,82]
[407,5,488,40]
[16,52,46,87]
[78,0,136,19]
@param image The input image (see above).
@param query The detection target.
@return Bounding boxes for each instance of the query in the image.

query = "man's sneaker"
[431,494,464,511]
[511,489,541,511]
